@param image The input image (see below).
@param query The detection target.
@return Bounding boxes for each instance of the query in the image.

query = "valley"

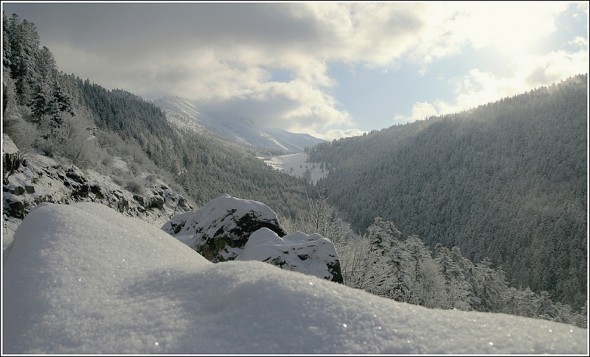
[1,6,588,354]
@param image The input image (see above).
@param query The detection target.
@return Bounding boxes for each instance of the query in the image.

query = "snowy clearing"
[262,152,328,185]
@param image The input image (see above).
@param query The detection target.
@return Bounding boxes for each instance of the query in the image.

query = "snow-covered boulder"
[236,228,343,283]
[162,194,288,262]
[3,203,587,354]
[162,194,343,283]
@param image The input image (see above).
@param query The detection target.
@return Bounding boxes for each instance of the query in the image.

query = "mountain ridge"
[308,74,588,310]
[153,96,325,153]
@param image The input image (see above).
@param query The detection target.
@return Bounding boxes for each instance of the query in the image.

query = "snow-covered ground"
[3,202,587,354]
[262,152,328,185]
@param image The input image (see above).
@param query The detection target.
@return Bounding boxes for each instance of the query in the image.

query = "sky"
[2,1,588,140]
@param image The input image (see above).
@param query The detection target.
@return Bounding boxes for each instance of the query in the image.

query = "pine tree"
[470,258,509,312]
[434,244,475,310]
[6,14,40,104]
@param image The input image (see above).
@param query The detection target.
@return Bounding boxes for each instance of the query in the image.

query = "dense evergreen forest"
[2,13,586,328]
[2,12,311,221]
[308,74,587,311]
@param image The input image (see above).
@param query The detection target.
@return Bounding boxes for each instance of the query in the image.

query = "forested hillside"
[2,13,311,221]
[308,75,587,310]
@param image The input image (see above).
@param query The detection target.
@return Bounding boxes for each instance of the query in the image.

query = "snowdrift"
[2,203,587,354]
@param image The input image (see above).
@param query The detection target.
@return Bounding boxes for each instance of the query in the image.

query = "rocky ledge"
[2,134,193,255]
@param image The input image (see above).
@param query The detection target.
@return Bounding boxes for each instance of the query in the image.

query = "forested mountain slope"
[73,80,310,218]
[309,75,587,310]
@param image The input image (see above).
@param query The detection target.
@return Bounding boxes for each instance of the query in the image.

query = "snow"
[236,228,340,281]
[3,202,588,354]
[263,152,328,184]
[2,133,19,155]
[162,193,285,252]
[110,156,130,173]
[2,149,187,260]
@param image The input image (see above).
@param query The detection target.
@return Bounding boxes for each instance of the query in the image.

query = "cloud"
[398,45,588,123]
[197,79,354,132]
[445,2,568,53]
[6,2,585,138]
[318,129,368,141]
[394,2,587,124]
[11,4,431,132]
[410,102,440,121]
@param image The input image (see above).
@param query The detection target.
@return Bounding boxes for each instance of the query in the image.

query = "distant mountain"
[153,96,325,153]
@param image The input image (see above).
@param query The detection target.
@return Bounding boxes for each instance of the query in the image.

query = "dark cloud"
[198,94,300,128]
[3,3,324,56]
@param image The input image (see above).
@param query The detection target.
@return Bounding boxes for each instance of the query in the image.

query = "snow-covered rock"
[162,194,288,262]
[2,138,193,258]
[2,134,22,184]
[162,194,343,282]
[236,228,343,283]
[3,202,587,354]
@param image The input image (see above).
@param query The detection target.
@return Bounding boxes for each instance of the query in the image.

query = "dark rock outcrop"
[3,134,23,184]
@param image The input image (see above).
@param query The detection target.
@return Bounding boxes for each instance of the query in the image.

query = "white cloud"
[410,102,440,121]
[395,1,587,124]
[37,3,429,137]
[399,44,588,123]
[25,2,585,137]
[570,36,589,48]
[446,2,567,54]
[197,79,354,133]
[521,49,589,87]
[317,128,367,141]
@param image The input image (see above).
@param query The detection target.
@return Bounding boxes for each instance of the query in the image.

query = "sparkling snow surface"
[3,203,587,354]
